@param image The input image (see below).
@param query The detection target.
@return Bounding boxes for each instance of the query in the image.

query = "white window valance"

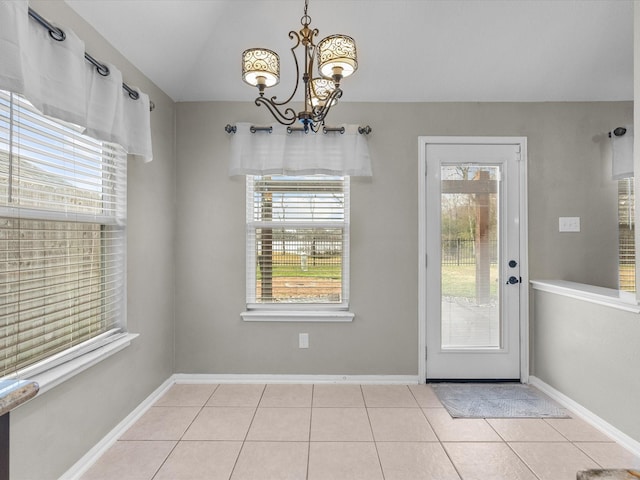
[0,1,152,161]
[229,123,372,176]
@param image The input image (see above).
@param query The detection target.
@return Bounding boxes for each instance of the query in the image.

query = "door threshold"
[427,378,521,384]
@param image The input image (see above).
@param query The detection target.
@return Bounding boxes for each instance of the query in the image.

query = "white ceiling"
[65,0,633,104]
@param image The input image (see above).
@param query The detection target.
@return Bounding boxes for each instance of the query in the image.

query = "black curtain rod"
[224,124,372,135]
[27,7,155,112]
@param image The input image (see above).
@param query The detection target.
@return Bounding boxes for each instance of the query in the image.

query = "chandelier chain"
[301,0,311,27]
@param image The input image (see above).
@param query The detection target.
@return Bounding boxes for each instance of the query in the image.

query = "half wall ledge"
[530,280,640,314]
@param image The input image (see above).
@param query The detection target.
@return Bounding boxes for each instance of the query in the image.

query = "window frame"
[242,174,354,322]
[0,90,133,388]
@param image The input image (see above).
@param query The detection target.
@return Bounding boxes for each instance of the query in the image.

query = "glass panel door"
[440,165,500,349]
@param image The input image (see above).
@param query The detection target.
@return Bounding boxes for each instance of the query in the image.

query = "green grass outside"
[258,259,637,295]
[258,255,500,291]
[441,264,498,298]
[257,253,341,279]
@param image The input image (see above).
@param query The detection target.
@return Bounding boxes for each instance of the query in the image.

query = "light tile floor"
[81,383,640,480]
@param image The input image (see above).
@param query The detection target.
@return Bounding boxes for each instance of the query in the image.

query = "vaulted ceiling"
[65,0,633,104]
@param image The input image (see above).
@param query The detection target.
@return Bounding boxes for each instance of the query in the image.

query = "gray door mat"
[431,383,571,418]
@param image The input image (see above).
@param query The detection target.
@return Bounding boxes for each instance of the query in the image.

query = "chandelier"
[241,0,358,132]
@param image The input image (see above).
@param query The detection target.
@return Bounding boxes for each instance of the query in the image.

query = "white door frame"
[418,136,529,383]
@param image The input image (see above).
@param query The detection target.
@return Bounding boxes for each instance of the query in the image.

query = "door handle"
[506,276,521,285]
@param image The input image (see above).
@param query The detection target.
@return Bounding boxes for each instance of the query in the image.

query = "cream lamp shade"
[317,35,358,80]
[242,48,280,88]
[310,78,337,107]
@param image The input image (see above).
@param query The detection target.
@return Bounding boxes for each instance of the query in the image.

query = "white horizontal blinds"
[0,89,126,378]
[0,91,126,222]
[247,175,349,305]
[618,178,635,292]
[0,221,125,375]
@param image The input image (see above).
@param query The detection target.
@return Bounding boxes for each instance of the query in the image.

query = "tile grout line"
[490,421,542,480]
[540,416,610,468]
[307,384,314,480]
[415,386,464,480]
[541,417,572,442]
[572,442,607,469]
[362,384,387,480]
[150,383,221,480]
[226,384,267,480]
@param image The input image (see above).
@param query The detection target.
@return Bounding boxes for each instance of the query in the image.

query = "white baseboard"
[529,376,640,457]
[172,373,420,385]
[59,377,175,480]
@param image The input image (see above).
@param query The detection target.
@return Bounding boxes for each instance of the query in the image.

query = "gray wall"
[533,290,640,442]
[529,2,640,447]
[175,100,631,375]
[9,2,176,478]
[4,2,635,475]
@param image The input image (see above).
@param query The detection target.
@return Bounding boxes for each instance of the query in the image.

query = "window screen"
[246,175,349,307]
[0,90,127,378]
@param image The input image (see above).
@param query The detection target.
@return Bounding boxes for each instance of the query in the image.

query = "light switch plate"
[299,333,309,349]
[559,216,580,232]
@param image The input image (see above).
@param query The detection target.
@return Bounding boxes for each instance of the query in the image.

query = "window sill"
[26,333,139,396]
[530,279,640,313]
[241,310,354,322]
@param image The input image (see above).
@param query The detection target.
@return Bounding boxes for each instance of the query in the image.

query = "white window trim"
[241,310,354,322]
[243,175,353,322]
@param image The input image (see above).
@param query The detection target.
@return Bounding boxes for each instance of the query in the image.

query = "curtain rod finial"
[610,126,627,138]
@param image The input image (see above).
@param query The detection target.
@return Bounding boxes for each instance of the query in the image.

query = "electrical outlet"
[299,333,309,349]
[559,216,580,232]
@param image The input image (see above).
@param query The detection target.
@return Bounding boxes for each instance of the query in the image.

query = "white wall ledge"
[530,280,640,313]
[241,310,354,322]
[27,333,139,396]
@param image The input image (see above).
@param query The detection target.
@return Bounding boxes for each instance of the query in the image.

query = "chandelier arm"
[269,31,302,107]
[302,28,320,117]
[254,96,298,126]
[311,87,343,123]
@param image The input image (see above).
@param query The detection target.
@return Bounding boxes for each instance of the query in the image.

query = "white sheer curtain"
[0,0,153,161]
[229,123,372,176]
[611,124,633,180]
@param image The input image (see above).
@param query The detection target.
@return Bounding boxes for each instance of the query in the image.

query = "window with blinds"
[0,90,127,378]
[618,177,635,292]
[246,175,349,307]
